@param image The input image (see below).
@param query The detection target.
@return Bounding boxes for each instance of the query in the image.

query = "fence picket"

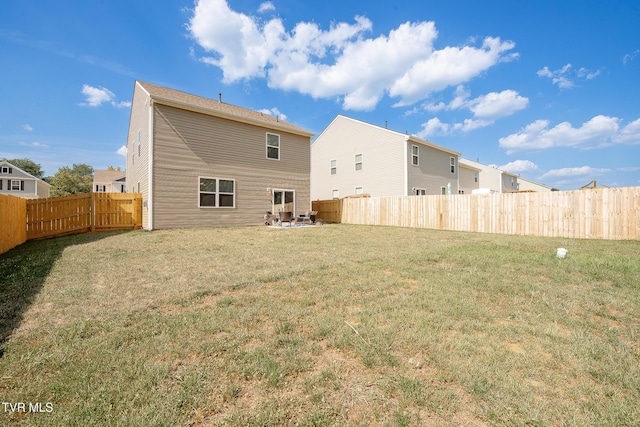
[333,187,640,240]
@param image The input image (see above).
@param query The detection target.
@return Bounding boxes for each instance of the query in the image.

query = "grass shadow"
[0,231,131,358]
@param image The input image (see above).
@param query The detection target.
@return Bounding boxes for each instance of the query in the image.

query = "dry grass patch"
[1,225,639,426]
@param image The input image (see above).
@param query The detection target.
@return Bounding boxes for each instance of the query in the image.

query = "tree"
[49,164,94,196]
[106,166,122,171]
[1,157,44,179]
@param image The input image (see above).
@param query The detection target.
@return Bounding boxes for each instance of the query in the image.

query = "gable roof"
[94,169,126,183]
[315,115,460,156]
[136,81,314,138]
[0,160,51,187]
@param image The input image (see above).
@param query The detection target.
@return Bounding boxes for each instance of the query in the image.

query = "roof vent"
[218,93,222,103]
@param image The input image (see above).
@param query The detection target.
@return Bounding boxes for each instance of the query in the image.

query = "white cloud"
[257,107,287,121]
[537,63,601,89]
[623,50,639,64]
[22,124,33,131]
[499,115,640,154]
[416,117,490,138]
[258,1,275,13]
[188,0,517,111]
[117,145,127,157]
[19,141,48,148]
[469,89,529,119]
[540,166,610,179]
[417,87,528,137]
[80,84,131,108]
[498,160,540,173]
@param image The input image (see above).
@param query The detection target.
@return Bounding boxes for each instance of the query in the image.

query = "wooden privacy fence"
[25,193,142,241]
[0,194,27,254]
[340,186,640,240]
[312,199,342,223]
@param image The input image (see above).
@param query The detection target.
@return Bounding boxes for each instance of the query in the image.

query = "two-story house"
[93,169,127,193]
[311,115,460,200]
[0,161,50,199]
[126,81,314,229]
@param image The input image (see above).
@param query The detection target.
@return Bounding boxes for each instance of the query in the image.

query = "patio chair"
[279,211,293,227]
[264,211,279,226]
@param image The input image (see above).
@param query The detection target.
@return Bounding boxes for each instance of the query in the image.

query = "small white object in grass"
[556,248,568,258]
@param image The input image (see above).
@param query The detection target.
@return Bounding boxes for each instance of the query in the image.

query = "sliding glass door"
[272,190,295,215]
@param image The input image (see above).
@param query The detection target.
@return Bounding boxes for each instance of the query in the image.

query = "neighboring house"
[458,158,519,193]
[0,160,50,199]
[458,161,481,195]
[93,169,127,193]
[126,81,314,229]
[311,115,461,200]
[517,176,558,192]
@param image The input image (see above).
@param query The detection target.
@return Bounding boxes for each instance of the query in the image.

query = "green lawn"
[1,225,639,426]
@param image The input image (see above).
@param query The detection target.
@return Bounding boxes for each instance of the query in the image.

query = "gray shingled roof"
[137,81,313,137]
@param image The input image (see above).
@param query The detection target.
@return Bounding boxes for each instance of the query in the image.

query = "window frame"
[331,189,339,199]
[199,176,236,209]
[415,188,426,195]
[411,145,419,166]
[355,186,363,195]
[441,186,447,195]
[330,159,337,175]
[354,153,363,171]
[11,180,22,191]
[266,132,280,160]
[450,157,456,174]
[1,166,12,174]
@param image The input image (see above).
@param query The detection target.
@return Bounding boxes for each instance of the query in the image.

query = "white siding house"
[458,158,519,193]
[0,161,50,199]
[311,115,460,200]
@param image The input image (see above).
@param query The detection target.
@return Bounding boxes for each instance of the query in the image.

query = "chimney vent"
[218,93,222,103]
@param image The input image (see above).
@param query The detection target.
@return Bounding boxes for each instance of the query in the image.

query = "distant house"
[458,158,519,193]
[126,81,314,229]
[93,170,126,193]
[0,160,50,199]
[311,115,461,199]
[517,176,558,192]
[458,161,481,195]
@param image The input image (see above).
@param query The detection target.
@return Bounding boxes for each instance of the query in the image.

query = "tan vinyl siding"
[458,165,480,194]
[126,83,151,227]
[407,142,459,195]
[152,105,310,228]
[310,116,404,199]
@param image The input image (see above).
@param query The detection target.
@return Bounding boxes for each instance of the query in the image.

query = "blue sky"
[1,0,639,190]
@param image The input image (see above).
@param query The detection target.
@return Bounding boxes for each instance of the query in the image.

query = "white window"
[332,189,339,199]
[415,188,426,195]
[458,190,465,194]
[450,157,456,174]
[266,133,280,160]
[120,184,126,193]
[441,187,447,195]
[355,186,363,195]
[95,185,106,192]
[412,145,419,166]
[355,153,363,171]
[474,172,478,183]
[511,177,515,188]
[1,166,12,174]
[11,180,22,191]
[199,177,235,208]
[330,159,336,175]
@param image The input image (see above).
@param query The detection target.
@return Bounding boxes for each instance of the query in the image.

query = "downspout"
[148,99,154,230]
